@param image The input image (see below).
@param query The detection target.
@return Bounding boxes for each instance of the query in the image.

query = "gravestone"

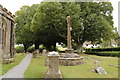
[94,60,108,74]
[32,49,39,58]
[42,49,47,55]
[45,51,62,79]
[95,67,108,74]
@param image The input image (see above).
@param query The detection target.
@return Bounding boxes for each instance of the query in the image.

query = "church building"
[0,5,15,59]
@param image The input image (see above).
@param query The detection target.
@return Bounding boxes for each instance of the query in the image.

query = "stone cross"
[66,16,72,49]
[65,16,74,54]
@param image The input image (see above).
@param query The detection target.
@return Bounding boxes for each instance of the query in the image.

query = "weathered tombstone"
[42,49,47,55]
[32,49,39,58]
[45,51,62,79]
[94,60,108,74]
[95,67,108,74]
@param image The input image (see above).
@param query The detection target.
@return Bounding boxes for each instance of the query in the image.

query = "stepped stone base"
[59,53,84,66]
[65,49,74,54]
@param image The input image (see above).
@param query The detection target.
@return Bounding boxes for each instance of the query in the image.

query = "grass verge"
[1,53,26,76]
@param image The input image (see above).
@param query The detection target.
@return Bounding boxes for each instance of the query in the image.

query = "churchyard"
[0,1,120,79]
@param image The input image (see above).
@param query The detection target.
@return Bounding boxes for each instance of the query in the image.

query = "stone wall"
[0,5,15,59]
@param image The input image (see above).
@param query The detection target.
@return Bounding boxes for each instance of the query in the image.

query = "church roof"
[0,5,15,22]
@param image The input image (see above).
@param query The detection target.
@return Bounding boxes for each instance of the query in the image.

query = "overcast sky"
[0,0,119,29]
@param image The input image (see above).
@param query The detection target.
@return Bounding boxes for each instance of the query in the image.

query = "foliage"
[31,2,116,52]
[15,4,39,52]
[85,46,120,51]
[85,51,120,57]
[85,47,120,57]
[27,46,35,53]
[15,46,24,53]
[15,2,117,52]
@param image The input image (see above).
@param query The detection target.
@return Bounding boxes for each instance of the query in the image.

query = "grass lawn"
[1,53,26,76]
[60,54,118,78]
[24,56,47,78]
[24,53,118,78]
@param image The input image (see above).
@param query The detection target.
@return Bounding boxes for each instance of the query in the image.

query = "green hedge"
[85,51,120,57]
[85,46,120,52]
[85,46,120,57]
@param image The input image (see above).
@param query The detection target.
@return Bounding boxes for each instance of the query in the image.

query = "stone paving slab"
[1,53,32,79]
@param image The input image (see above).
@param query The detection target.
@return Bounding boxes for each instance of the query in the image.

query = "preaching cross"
[65,16,74,54]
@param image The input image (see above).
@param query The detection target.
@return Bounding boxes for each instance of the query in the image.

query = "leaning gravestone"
[95,67,108,74]
[94,60,108,74]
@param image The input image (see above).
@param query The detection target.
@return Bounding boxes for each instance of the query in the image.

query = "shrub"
[15,46,24,53]
[27,46,35,53]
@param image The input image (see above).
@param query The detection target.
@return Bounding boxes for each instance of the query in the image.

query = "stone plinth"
[45,51,62,79]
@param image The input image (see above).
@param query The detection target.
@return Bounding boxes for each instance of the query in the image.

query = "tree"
[32,2,66,50]
[15,4,39,52]
[32,2,115,53]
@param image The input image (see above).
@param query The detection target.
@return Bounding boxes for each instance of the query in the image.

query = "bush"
[27,46,35,53]
[15,46,24,53]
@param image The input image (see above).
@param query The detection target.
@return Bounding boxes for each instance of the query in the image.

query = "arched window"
[0,17,7,48]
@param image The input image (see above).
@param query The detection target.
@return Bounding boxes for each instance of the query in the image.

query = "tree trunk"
[35,43,39,50]
[23,44,28,53]
[53,43,56,51]
[76,42,83,53]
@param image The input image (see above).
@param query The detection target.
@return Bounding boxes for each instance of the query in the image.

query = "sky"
[0,0,119,30]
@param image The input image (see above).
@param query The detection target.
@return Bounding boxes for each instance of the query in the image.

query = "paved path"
[1,53,32,78]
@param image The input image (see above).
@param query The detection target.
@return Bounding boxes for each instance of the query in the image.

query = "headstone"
[94,60,107,74]
[95,67,108,74]
[42,49,47,55]
[32,49,39,58]
[45,51,62,79]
